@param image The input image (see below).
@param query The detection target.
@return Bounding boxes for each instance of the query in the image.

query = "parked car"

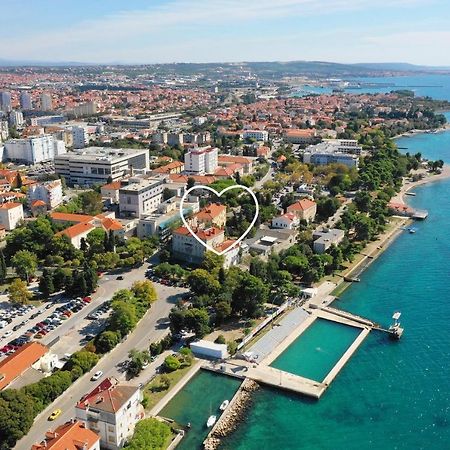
[91,371,103,381]
[48,409,62,421]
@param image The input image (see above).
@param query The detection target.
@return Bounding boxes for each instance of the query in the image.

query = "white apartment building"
[4,135,65,164]
[75,378,143,450]
[27,179,63,209]
[0,121,9,143]
[193,116,207,126]
[9,111,24,128]
[184,146,218,175]
[322,139,363,155]
[40,93,53,111]
[119,177,165,217]
[0,202,24,230]
[70,101,97,118]
[72,126,89,149]
[54,147,149,186]
[243,129,269,142]
[20,92,33,110]
[313,228,345,253]
[303,139,362,168]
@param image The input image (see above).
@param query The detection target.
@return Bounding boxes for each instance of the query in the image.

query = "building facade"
[119,178,165,217]
[27,179,63,209]
[54,147,149,186]
[75,378,143,450]
[184,147,218,175]
[0,202,24,230]
[4,135,64,164]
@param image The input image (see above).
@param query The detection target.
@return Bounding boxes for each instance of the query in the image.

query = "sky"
[1,0,450,65]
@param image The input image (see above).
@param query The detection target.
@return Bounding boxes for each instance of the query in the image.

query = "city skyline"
[1,0,450,66]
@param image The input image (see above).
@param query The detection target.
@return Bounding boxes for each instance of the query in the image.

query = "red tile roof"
[101,181,122,190]
[0,202,22,210]
[56,222,95,239]
[50,212,94,223]
[102,217,123,231]
[196,203,226,222]
[31,200,46,207]
[32,420,100,450]
[0,342,48,390]
[287,198,316,212]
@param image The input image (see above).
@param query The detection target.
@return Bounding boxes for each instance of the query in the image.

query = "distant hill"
[354,62,450,72]
[0,58,91,67]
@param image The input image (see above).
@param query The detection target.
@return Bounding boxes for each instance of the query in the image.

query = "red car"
[83,297,92,303]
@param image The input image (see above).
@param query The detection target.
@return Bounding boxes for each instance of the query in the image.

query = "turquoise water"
[294,74,450,101]
[159,370,241,450]
[271,319,361,382]
[220,128,450,449]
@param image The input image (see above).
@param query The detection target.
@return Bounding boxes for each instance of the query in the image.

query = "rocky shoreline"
[204,379,260,450]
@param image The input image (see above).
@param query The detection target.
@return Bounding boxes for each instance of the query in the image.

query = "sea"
[219,81,450,450]
[161,77,450,450]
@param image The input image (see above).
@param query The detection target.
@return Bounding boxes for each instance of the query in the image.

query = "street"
[14,265,187,449]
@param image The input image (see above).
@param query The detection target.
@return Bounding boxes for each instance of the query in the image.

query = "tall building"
[0,92,11,113]
[8,110,24,128]
[4,135,64,164]
[54,147,149,186]
[184,146,218,175]
[20,92,33,110]
[75,377,143,450]
[40,93,53,111]
[0,121,8,143]
[119,177,165,217]
[72,126,89,149]
[70,101,97,118]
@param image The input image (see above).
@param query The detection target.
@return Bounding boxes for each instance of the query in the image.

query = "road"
[14,267,187,449]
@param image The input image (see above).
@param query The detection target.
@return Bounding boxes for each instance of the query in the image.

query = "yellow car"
[48,409,62,421]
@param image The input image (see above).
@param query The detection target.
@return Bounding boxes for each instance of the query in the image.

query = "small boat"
[408,228,416,234]
[207,415,217,427]
[220,400,229,411]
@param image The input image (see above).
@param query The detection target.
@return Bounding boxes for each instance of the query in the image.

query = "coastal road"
[15,273,187,449]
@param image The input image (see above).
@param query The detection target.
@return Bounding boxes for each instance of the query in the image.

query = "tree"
[169,308,185,334]
[214,301,232,325]
[187,269,220,296]
[95,331,120,353]
[82,261,98,294]
[79,190,103,215]
[109,301,137,336]
[39,269,55,298]
[65,350,99,373]
[164,355,181,372]
[231,272,268,318]
[0,389,36,450]
[184,307,211,338]
[11,250,38,281]
[86,228,107,255]
[354,191,372,212]
[201,251,225,273]
[187,177,196,190]
[124,418,171,450]
[8,278,32,305]
[0,251,6,283]
[131,280,157,306]
[127,349,150,378]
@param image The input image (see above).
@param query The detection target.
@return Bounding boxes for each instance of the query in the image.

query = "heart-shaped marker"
[179,184,259,256]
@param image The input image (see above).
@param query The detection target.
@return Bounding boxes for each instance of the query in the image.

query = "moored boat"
[207,415,217,427]
[220,400,229,411]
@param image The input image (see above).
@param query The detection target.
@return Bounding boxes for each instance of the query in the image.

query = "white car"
[2,330,13,338]
[91,371,103,381]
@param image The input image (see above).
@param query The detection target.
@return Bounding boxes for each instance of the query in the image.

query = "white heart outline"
[179,184,259,256]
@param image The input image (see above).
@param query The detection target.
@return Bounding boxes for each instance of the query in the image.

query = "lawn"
[143,365,193,411]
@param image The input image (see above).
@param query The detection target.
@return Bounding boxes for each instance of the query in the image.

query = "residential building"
[195,203,227,228]
[0,121,9,142]
[184,147,218,175]
[30,199,47,216]
[4,135,65,164]
[0,202,24,230]
[243,129,268,142]
[151,131,168,145]
[119,177,165,217]
[40,93,53,111]
[0,92,11,113]
[101,181,123,203]
[193,116,207,126]
[167,132,184,147]
[72,126,89,149]
[172,226,239,267]
[283,129,317,145]
[153,160,184,175]
[245,229,297,256]
[8,110,24,128]
[55,222,96,249]
[54,147,149,186]
[0,342,48,390]
[272,212,299,230]
[70,101,97,118]
[75,377,143,450]
[286,199,317,223]
[312,228,345,253]
[322,139,363,155]
[20,92,33,110]
[27,179,63,209]
[218,155,253,174]
[304,151,359,168]
[32,420,100,450]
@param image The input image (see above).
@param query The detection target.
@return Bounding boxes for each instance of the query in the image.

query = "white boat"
[219,400,229,411]
[207,415,217,427]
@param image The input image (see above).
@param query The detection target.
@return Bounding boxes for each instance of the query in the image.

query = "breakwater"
[204,379,259,450]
